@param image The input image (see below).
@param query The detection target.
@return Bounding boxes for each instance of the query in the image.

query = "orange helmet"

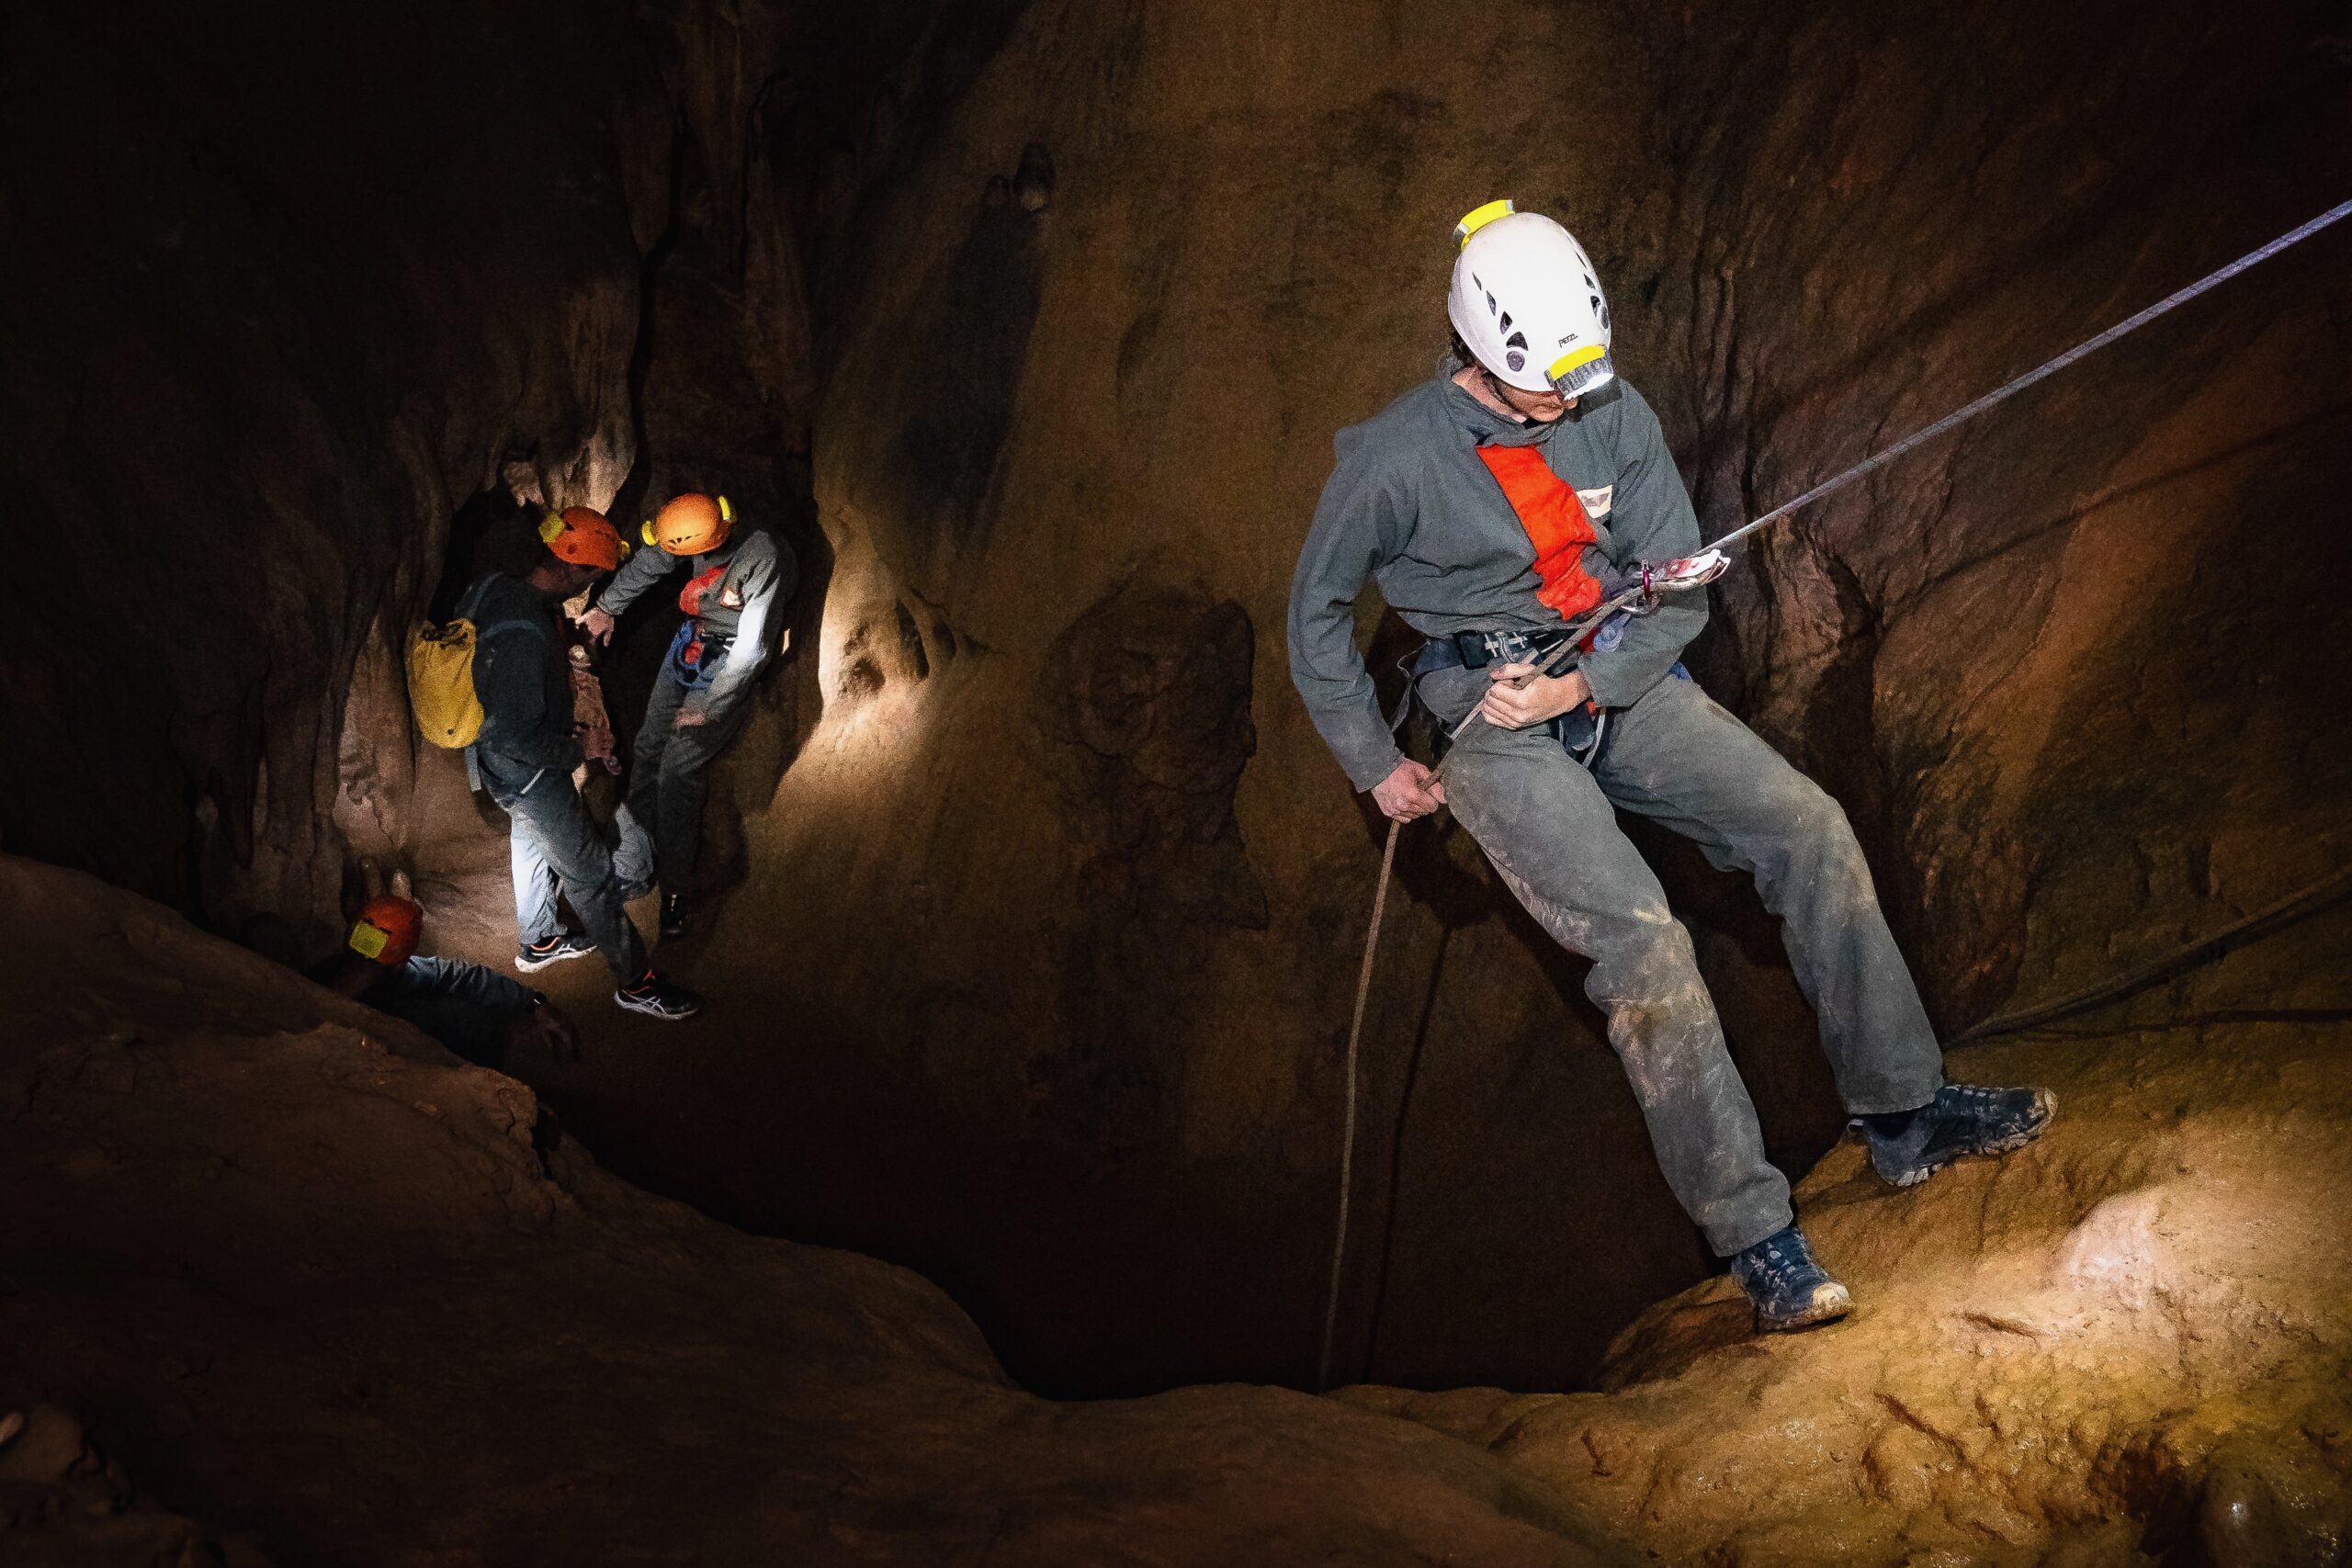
[538,506,630,571]
[347,894,423,967]
[642,493,734,557]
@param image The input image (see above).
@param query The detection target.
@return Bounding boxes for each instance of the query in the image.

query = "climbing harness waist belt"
[1411,631,1606,757]
[665,621,736,690]
[1438,626,1577,671]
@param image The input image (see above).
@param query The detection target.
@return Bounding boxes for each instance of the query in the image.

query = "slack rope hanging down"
[1313,197,2352,1393]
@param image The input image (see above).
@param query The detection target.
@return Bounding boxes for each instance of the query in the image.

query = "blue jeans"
[481,751,650,984]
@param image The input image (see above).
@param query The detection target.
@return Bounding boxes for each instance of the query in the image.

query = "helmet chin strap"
[1468,362,1532,423]
[1476,363,1573,423]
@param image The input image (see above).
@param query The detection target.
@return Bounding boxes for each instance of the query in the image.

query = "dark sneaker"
[517,931,597,972]
[1860,1083,2056,1188]
[615,971,703,1021]
[659,892,692,942]
[1729,1225,1852,1333]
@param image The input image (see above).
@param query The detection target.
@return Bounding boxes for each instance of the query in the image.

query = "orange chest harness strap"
[1473,444,1605,625]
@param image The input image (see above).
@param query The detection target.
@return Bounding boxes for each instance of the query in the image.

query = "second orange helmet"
[538,506,630,571]
[642,493,734,557]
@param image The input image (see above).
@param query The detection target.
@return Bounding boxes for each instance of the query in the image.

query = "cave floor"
[377,786,2352,1564]
[5,852,2350,1562]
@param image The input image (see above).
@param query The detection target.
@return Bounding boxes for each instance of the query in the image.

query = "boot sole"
[516,944,597,973]
[1878,1089,2058,1187]
[1756,1280,1852,1333]
[614,993,703,1021]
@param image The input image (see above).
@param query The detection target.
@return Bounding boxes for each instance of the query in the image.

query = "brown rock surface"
[5,0,2349,1421]
[491,0,2352,1399]
[1340,1006,2352,1564]
[0,852,1633,1565]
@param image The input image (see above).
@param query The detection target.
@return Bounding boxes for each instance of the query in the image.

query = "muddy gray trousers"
[1440,674,1943,1256]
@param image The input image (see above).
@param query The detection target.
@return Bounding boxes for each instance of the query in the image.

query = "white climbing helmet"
[1446,199,1614,397]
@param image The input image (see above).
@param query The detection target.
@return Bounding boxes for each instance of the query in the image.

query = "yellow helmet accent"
[718,494,733,523]
[1453,199,1516,248]
[1547,344,1608,379]
[346,920,390,960]
[642,520,658,546]
[537,513,567,545]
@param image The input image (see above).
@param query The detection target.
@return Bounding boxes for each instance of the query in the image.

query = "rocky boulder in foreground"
[0,853,1628,1567]
[1343,1007,2352,1565]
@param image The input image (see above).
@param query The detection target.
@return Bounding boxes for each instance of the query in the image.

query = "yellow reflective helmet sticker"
[1547,344,1608,379]
[537,513,566,545]
[347,920,390,960]
[1453,199,1516,248]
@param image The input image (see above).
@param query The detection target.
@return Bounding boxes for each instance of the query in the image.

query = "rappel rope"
[1314,198,2352,1393]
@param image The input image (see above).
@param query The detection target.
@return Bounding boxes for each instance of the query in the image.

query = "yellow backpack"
[405,582,547,749]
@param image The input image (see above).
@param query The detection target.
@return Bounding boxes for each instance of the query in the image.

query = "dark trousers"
[628,671,753,894]
[1442,675,1943,1255]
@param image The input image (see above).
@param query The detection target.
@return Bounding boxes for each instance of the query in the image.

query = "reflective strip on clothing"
[1472,444,1605,623]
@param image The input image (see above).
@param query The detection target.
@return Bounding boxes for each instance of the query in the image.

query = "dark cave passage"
[2,0,2350,1562]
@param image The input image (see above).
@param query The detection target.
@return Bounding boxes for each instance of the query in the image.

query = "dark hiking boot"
[517,931,597,972]
[659,892,693,942]
[1860,1083,2056,1188]
[1729,1225,1852,1333]
[616,970,703,1021]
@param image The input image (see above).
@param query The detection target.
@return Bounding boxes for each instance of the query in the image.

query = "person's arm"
[397,955,537,1015]
[683,534,792,719]
[1287,427,1414,793]
[1577,386,1707,709]
[593,541,675,620]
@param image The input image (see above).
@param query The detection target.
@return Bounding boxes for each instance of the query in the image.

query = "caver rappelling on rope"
[1287,198,2058,1346]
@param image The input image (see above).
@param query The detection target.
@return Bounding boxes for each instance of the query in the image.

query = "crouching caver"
[315,894,579,1061]
[1286,200,2055,1331]
[580,492,794,941]
[467,506,703,1021]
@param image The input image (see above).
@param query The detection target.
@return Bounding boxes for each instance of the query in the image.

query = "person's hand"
[1478,662,1591,730]
[579,606,616,645]
[1370,758,1447,822]
[674,705,708,729]
[530,1001,579,1060]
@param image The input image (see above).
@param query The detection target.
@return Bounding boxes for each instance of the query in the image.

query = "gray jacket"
[594,528,793,713]
[1287,367,1704,790]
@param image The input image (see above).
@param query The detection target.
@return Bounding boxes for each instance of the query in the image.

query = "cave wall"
[2,0,2346,1403]
[0,1,669,954]
[693,0,2352,1394]
[1635,2,2352,1027]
